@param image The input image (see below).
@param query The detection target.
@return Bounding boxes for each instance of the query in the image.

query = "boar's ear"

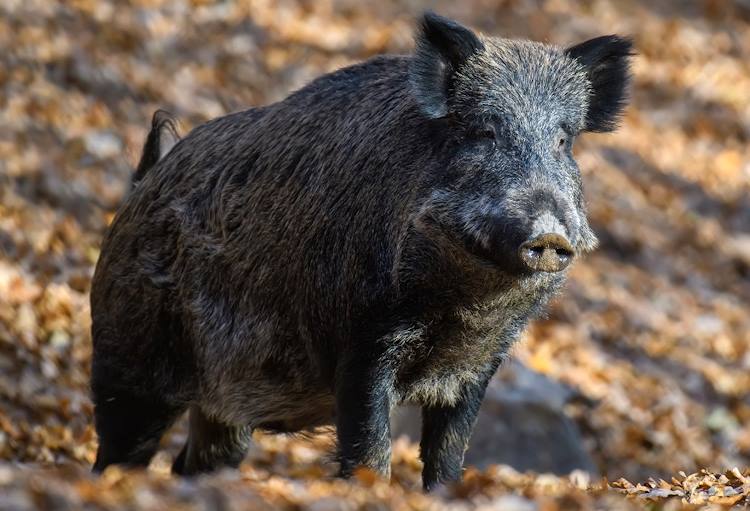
[409,12,484,119]
[566,35,634,132]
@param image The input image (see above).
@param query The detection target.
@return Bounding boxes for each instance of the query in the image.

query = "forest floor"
[2,0,750,509]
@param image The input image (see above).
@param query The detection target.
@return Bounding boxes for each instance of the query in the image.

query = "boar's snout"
[519,232,573,273]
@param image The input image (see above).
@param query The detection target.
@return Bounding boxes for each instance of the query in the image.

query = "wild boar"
[90,12,632,490]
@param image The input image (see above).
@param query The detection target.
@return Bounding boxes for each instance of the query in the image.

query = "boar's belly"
[199,375,335,430]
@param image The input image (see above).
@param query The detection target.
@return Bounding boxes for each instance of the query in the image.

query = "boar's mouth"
[456,224,530,275]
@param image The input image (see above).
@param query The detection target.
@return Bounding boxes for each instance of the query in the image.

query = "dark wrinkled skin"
[90,12,632,490]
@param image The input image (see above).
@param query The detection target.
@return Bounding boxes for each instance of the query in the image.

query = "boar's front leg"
[335,346,394,479]
[419,366,497,491]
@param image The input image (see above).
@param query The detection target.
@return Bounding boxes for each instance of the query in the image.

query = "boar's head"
[409,13,633,275]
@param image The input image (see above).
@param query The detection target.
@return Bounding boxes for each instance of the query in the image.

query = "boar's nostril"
[519,233,574,273]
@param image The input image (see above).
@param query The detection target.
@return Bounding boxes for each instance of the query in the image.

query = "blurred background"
[1,0,750,491]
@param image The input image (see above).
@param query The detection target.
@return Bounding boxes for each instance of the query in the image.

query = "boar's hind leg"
[172,406,252,476]
[92,391,185,472]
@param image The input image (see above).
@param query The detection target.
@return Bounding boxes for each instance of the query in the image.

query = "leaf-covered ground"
[2,0,750,509]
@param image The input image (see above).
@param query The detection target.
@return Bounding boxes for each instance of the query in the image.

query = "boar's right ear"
[566,35,634,132]
[409,12,484,119]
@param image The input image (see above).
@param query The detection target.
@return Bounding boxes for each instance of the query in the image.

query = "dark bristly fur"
[90,13,632,490]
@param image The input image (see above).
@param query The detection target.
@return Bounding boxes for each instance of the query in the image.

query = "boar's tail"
[133,110,181,187]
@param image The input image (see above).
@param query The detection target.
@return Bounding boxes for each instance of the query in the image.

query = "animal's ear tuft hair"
[409,12,484,119]
[566,35,634,132]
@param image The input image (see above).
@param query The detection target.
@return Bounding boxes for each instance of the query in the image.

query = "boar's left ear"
[409,12,484,119]
[566,35,634,132]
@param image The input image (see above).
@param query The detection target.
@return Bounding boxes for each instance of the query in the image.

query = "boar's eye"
[469,124,497,146]
[555,130,573,154]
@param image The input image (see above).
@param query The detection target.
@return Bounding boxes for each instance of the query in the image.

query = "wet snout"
[519,212,574,273]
